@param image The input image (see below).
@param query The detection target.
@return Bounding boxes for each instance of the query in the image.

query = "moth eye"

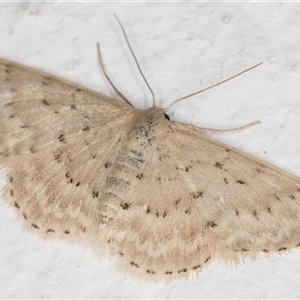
[164,113,170,121]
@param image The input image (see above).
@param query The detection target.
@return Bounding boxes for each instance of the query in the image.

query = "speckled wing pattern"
[0,59,133,241]
[1,59,300,282]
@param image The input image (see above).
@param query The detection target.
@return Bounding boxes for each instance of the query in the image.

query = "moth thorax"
[131,109,165,140]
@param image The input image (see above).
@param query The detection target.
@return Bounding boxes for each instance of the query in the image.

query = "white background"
[1,2,300,298]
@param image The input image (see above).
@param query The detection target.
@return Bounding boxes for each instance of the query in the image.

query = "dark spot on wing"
[274,193,281,201]
[93,191,99,198]
[278,247,287,252]
[237,180,246,185]
[136,173,143,179]
[105,162,111,168]
[190,191,203,199]
[214,162,223,169]
[177,268,187,274]
[54,153,62,162]
[185,165,192,172]
[193,265,201,270]
[130,261,139,268]
[174,199,181,206]
[67,178,73,184]
[206,221,218,228]
[121,202,130,210]
[58,134,66,143]
[252,210,259,220]
[205,257,211,263]
[42,99,50,106]
[30,147,36,153]
[185,208,191,214]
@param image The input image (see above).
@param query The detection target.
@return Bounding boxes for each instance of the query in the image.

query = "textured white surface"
[1,2,300,298]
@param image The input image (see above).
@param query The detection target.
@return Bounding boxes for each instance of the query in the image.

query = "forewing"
[0,59,130,157]
[170,123,300,257]
[100,119,300,281]
[0,59,134,241]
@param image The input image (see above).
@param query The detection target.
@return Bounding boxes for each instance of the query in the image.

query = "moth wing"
[0,59,130,157]
[171,124,300,255]
[0,59,135,241]
[102,120,300,280]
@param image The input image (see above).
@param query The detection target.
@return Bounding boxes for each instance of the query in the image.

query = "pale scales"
[1,21,300,283]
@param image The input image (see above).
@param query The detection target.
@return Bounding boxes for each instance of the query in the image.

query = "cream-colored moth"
[1,18,300,282]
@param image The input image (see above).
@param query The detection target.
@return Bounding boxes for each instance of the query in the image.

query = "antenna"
[114,14,157,107]
[164,62,263,112]
[97,42,133,107]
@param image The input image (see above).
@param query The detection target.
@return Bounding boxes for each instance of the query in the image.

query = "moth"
[1,17,300,282]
